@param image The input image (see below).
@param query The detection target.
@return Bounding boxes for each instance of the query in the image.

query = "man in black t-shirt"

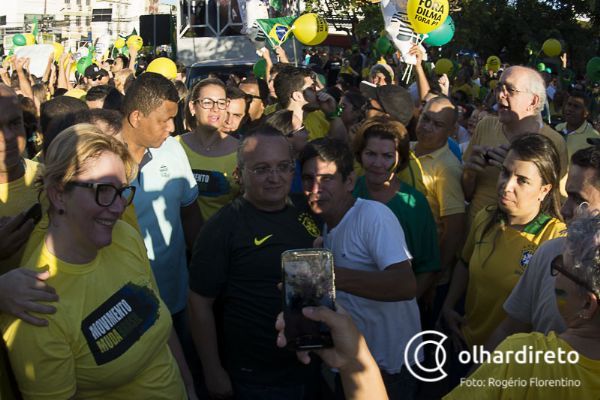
[188,128,321,399]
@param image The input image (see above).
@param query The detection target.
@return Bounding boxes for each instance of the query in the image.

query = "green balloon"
[536,63,545,72]
[77,58,92,75]
[375,36,393,55]
[586,57,600,83]
[253,59,267,79]
[424,16,455,47]
[13,34,26,47]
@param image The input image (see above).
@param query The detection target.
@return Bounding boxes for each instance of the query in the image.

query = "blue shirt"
[132,137,199,313]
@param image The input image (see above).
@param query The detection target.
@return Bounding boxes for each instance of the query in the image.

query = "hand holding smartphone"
[282,249,335,350]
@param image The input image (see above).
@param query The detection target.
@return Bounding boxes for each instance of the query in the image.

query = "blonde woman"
[1,124,196,399]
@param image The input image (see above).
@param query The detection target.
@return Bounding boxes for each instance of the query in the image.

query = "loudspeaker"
[139,14,173,46]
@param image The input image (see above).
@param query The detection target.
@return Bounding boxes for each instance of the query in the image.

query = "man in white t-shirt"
[485,144,600,351]
[299,138,421,400]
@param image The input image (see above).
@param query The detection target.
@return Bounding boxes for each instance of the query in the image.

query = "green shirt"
[353,176,441,275]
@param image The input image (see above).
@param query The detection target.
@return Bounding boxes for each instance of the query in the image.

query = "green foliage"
[309,0,598,70]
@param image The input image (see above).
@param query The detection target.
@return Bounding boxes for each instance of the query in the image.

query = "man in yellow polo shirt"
[555,91,599,159]
[414,97,466,280]
[462,66,568,224]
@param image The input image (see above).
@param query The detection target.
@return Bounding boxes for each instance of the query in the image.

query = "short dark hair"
[567,90,592,110]
[121,72,179,117]
[352,116,410,173]
[265,109,294,135]
[103,88,124,111]
[86,85,113,102]
[571,146,600,188]
[116,54,129,66]
[299,138,354,181]
[274,66,310,108]
[40,96,88,134]
[240,76,269,104]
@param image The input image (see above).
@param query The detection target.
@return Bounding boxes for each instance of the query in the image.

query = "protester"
[300,138,419,399]
[352,117,441,299]
[445,210,600,399]
[179,78,239,221]
[486,144,600,350]
[462,66,568,223]
[188,129,321,399]
[1,125,196,398]
[120,73,202,336]
[555,91,599,159]
[441,134,565,352]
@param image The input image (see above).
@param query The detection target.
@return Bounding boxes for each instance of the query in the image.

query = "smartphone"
[282,249,335,350]
[23,203,42,226]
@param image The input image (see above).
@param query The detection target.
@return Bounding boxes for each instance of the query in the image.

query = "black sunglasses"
[66,182,136,207]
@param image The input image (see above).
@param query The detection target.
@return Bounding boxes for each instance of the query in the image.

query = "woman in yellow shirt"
[178,78,240,221]
[1,125,195,399]
[441,134,565,348]
[445,211,600,400]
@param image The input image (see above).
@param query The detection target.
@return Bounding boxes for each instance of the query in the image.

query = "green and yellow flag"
[255,16,295,48]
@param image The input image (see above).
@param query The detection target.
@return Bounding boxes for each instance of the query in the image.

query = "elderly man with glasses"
[461,65,568,224]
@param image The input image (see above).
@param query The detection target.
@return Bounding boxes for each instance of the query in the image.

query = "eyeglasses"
[285,126,308,138]
[550,255,599,299]
[244,161,295,177]
[192,98,229,110]
[66,182,136,207]
[245,94,263,102]
[495,82,529,96]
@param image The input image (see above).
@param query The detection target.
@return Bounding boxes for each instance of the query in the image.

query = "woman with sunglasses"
[179,78,240,221]
[1,125,195,399]
[441,134,565,353]
[445,211,600,399]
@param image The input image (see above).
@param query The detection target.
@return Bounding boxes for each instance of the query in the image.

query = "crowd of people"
[0,36,599,400]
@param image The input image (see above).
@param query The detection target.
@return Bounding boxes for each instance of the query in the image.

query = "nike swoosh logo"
[254,234,273,246]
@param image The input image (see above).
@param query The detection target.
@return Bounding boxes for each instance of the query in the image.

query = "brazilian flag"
[255,16,295,48]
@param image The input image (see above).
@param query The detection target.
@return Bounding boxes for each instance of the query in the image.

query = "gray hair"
[502,66,547,115]
[564,207,600,298]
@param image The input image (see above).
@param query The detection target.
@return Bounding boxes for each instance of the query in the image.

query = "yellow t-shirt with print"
[463,116,568,224]
[461,208,566,347]
[1,221,186,400]
[177,136,239,221]
[444,331,600,400]
[417,144,465,233]
[0,158,44,273]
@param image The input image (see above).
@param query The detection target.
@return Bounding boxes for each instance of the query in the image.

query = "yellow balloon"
[407,0,449,34]
[292,13,328,46]
[52,42,64,62]
[542,39,561,57]
[126,35,143,51]
[146,57,178,80]
[114,38,125,49]
[435,58,453,75]
[486,55,501,72]
[24,33,36,46]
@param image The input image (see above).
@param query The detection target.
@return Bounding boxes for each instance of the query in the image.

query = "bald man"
[461,66,568,223]
[414,97,466,282]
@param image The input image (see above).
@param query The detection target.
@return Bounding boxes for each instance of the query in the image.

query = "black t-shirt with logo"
[189,197,320,385]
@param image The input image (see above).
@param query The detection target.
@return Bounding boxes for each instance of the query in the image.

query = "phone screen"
[282,249,335,350]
